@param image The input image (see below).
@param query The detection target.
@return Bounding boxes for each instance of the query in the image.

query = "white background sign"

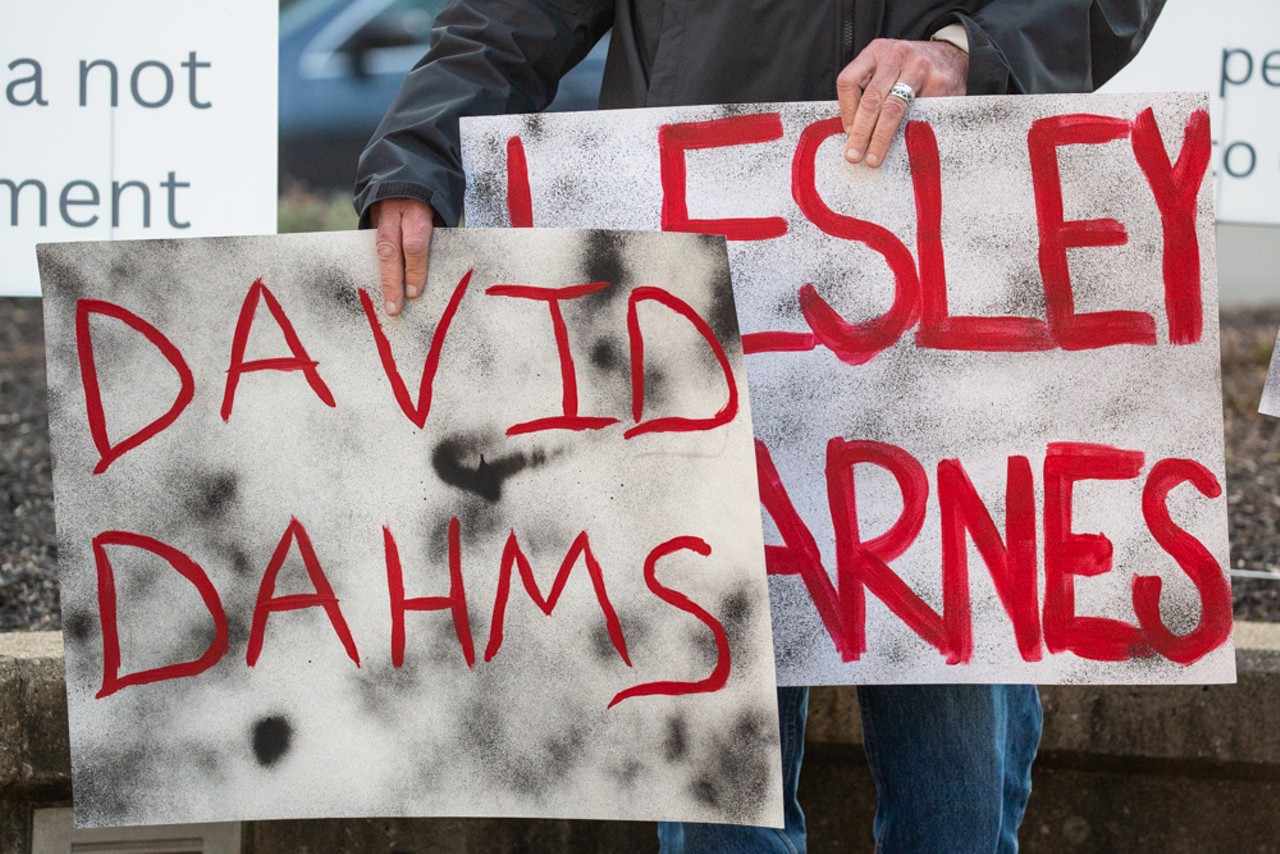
[1,1,277,296]
[1101,0,1280,225]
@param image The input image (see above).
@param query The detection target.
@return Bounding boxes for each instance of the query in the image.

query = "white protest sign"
[1100,0,1280,225]
[1,1,276,296]
[1262,329,1280,417]
[38,229,782,829]
[462,92,1235,686]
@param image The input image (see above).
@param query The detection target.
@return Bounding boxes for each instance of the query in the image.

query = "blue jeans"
[657,684,1041,853]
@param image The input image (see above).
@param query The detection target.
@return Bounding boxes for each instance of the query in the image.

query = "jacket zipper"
[841,0,855,63]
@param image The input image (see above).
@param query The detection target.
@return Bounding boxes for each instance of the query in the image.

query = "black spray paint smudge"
[188,471,238,520]
[64,610,94,645]
[590,338,618,371]
[431,437,547,502]
[701,249,741,347]
[664,714,689,762]
[226,545,255,578]
[252,715,293,767]
[580,232,630,308]
[314,264,365,318]
[688,707,775,813]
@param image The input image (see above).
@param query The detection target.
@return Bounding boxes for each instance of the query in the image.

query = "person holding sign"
[354,2,1164,851]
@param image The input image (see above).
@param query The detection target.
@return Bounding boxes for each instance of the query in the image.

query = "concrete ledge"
[800,623,1280,852]
[0,632,70,854]
[0,632,68,796]
[807,622,1280,772]
[3,625,1280,852]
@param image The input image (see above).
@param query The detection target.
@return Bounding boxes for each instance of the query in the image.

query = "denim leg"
[657,686,809,854]
[997,685,1041,853]
[858,684,1041,854]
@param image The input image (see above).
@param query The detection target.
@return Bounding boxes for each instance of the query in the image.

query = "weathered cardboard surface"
[462,93,1234,686]
[38,228,782,828]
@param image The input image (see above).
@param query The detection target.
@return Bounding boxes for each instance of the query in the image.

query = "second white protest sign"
[462,92,1234,686]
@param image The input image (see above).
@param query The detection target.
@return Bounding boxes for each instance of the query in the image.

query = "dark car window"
[280,0,609,188]
[338,0,443,52]
[299,0,451,80]
[281,0,344,37]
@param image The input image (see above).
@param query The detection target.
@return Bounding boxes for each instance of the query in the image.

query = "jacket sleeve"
[353,0,613,227]
[935,0,1166,96]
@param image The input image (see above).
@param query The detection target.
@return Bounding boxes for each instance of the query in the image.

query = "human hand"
[837,39,968,168]
[371,197,436,316]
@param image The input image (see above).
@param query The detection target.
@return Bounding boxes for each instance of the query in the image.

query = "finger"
[845,59,901,164]
[864,60,929,168]
[374,203,406,316]
[836,46,879,135]
[400,204,433,300]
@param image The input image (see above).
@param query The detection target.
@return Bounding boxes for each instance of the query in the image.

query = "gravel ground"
[0,298,56,631]
[1221,305,1280,618]
[1,298,1278,631]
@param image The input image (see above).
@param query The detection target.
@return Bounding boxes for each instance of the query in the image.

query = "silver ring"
[888,82,916,107]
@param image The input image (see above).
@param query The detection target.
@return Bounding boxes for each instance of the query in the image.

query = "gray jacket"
[354,0,1164,226]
